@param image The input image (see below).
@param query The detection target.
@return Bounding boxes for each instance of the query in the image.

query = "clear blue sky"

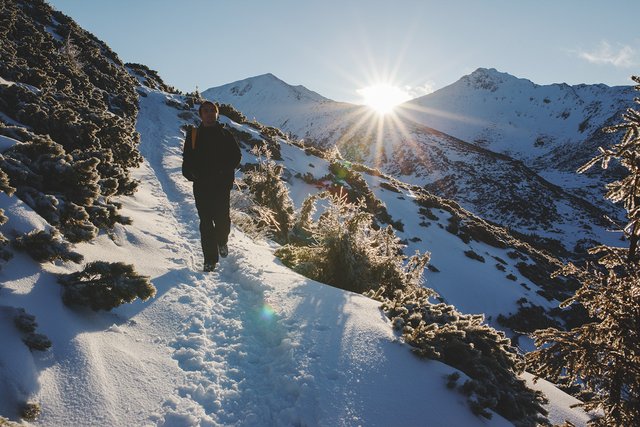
[48,0,640,103]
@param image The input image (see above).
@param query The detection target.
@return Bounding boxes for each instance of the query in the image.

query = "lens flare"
[259,304,276,321]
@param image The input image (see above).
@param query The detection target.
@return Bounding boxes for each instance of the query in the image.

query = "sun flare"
[358,83,411,115]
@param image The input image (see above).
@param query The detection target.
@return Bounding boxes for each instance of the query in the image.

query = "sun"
[357,83,411,115]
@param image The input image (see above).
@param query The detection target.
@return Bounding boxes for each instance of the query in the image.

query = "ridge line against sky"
[47,0,640,103]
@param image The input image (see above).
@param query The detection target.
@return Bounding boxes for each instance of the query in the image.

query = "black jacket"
[182,123,242,190]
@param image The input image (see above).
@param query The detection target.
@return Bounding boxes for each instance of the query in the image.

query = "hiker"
[182,101,242,271]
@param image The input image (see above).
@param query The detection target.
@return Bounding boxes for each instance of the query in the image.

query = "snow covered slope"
[400,68,634,173]
[0,81,594,426]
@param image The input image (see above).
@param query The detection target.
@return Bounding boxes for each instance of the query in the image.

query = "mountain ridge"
[203,70,628,254]
[402,67,634,170]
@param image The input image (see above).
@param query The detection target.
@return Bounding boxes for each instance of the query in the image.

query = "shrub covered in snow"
[126,63,179,94]
[12,308,51,352]
[277,191,429,296]
[0,165,16,269]
[0,127,100,241]
[242,146,295,243]
[497,300,560,340]
[0,217,10,247]
[0,166,13,196]
[229,188,277,241]
[0,209,13,270]
[0,0,141,241]
[217,102,247,124]
[19,402,40,422]
[327,159,401,230]
[368,285,549,425]
[58,261,156,311]
[12,229,83,263]
[260,125,286,141]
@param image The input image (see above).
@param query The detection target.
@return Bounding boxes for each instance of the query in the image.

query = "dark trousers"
[193,182,231,264]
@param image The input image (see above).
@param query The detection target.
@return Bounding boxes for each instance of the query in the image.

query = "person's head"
[199,101,219,126]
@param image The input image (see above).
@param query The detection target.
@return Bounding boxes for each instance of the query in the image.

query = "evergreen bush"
[242,146,295,243]
[260,125,285,141]
[20,402,40,422]
[0,127,140,241]
[58,261,155,311]
[0,209,13,270]
[528,248,640,426]
[464,250,485,262]
[325,159,400,229]
[369,285,548,426]
[498,302,560,335]
[12,229,83,263]
[125,63,178,93]
[0,165,16,269]
[217,102,247,124]
[230,187,281,241]
[0,166,14,196]
[12,308,52,352]
[277,191,429,296]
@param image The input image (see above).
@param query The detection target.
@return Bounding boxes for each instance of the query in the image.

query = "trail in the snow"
[136,90,203,272]
[136,89,316,426]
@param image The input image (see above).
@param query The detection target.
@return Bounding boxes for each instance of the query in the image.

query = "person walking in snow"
[182,101,242,272]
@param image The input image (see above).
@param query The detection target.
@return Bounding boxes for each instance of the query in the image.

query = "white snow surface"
[0,86,593,426]
[400,68,634,166]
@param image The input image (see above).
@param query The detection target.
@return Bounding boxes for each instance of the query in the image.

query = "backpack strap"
[191,126,198,149]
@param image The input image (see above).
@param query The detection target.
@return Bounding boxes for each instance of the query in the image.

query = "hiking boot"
[203,262,216,272]
[218,244,228,258]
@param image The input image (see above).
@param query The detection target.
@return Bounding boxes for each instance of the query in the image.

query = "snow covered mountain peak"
[203,73,361,146]
[458,67,535,92]
[204,72,332,106]
[404,67,634,171]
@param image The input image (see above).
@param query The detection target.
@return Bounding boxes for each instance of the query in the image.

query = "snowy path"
[137,91,319,425]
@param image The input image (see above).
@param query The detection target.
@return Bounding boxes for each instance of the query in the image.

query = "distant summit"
[459,67,536,92]
[203,73,361,146]
[203,73,331,105]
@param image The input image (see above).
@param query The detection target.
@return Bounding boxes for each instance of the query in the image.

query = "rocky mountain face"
[204,71,633,255]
